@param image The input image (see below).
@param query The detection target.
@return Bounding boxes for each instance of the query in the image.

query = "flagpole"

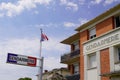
[38,28,44,80]
[40,28,42,58]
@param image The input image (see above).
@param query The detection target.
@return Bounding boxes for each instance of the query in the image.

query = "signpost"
[7,53,37,67]
[6,29,47,80]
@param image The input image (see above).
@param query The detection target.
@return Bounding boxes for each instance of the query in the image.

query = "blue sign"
[7,53,18,64]
[6,53,37,67]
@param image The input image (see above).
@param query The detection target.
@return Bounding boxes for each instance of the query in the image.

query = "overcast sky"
[0,0,119,80]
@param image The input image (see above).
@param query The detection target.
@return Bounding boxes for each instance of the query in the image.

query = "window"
[115,47,120,63]
[73,63,79,74]
[89,28,96,39]
[88,53,97,69]
[118,48,120,61]
[73,42,79,50]
[115,15,120,28]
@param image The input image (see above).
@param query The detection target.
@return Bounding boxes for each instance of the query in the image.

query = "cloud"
[104,0,120,5]
[0,0,53,17]
[0,37,67,80]
[79,0,85,5]
[90,0,120,5]
[44,57,66,70]
[34,11,39,14]
[35,23,59,28]
[35,22,77,28]
[42,37,68,52]
[63,22,77,27]
[78,18,89,25]
[60,0,78,11]
[0,37,67,57]
[0,13,4,17]
[63,18,88,28]
[0,38,39,58]
[90,0,102,4]
[35,19,88,29]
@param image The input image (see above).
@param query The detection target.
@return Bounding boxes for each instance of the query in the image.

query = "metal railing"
[61,49,80,63]
[65,74,80,80]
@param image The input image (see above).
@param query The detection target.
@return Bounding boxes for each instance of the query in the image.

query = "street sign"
[7,53,37,67]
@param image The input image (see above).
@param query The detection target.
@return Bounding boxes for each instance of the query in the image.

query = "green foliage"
[18,77,32,80]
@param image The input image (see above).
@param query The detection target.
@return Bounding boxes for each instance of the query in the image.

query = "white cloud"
[0,38,39,57]
[42,37,68,52]
[104,0,120,5]
[0,37,66,57]
[35,0,52,5]
[63,19,88,28]
[0,37,67,80]
[60,0,67,4]
[0,13,4,17]
[44,57,66,70]
[63,22,77,27]
[35,23,58,28]
[90,0,120,5]
[60,0,78,11]
[34,11,39,14]
[90,0,102,4]
[78,18,89,25]
[79,0,85,5]
[0,0,53,17]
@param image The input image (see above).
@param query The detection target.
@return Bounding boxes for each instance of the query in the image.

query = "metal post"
[38,57,43,80]
[38,28,44,80]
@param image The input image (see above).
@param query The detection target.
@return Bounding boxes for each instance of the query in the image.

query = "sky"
[0,0,119,80]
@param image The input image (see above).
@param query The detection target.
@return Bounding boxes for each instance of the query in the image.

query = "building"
[60,4,120,80]
[42,68,70,80]
[61,33,80,80]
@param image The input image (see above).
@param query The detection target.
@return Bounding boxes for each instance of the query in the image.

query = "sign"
[7,53,37,67]
[84,28,120,54]
[85,34,119,51]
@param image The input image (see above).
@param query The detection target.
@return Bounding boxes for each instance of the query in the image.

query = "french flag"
[41,33,48,41]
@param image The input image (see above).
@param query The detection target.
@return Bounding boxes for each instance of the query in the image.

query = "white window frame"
[89,27,96,39]
[114,15,120,28]
[87,53,97,69]
[114,46,120,63]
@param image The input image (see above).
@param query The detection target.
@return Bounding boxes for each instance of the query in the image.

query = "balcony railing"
[61,49,80,63]
[65,74,80,80]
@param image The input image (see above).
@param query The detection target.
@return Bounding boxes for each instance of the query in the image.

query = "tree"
[18,77,32,80]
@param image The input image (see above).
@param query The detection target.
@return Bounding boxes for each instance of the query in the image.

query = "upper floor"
[60,4,120,79]
[60,33,80,64]
[60,4,120,64]
[76,4,120,42]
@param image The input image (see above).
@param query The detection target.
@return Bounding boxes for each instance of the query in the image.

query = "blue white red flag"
[41,33,48,41]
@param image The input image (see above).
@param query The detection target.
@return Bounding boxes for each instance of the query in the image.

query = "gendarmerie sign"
[84,28,120,54]
[7,53,37,67]
[86,34,119,51]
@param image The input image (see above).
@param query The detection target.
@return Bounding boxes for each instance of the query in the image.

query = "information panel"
[7,53,37,67]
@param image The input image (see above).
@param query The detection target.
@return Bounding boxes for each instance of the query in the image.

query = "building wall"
[80,17,114,80]
[83,27,120,80]
[96,17,114,36]
[100,48,110,80]
[70,64,74,74]
[80,30,89,80]
[81,13,120,80]
[71,44,74,52]
[96,17,114,80]
[61,4,120,80]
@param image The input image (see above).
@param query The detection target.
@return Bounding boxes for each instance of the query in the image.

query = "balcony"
[65,74,80,80]
[61,49,80,64]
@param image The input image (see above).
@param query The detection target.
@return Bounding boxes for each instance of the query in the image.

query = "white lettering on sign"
[86,34,119,51]
[84,28,120,53]
[9,55,35,64]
